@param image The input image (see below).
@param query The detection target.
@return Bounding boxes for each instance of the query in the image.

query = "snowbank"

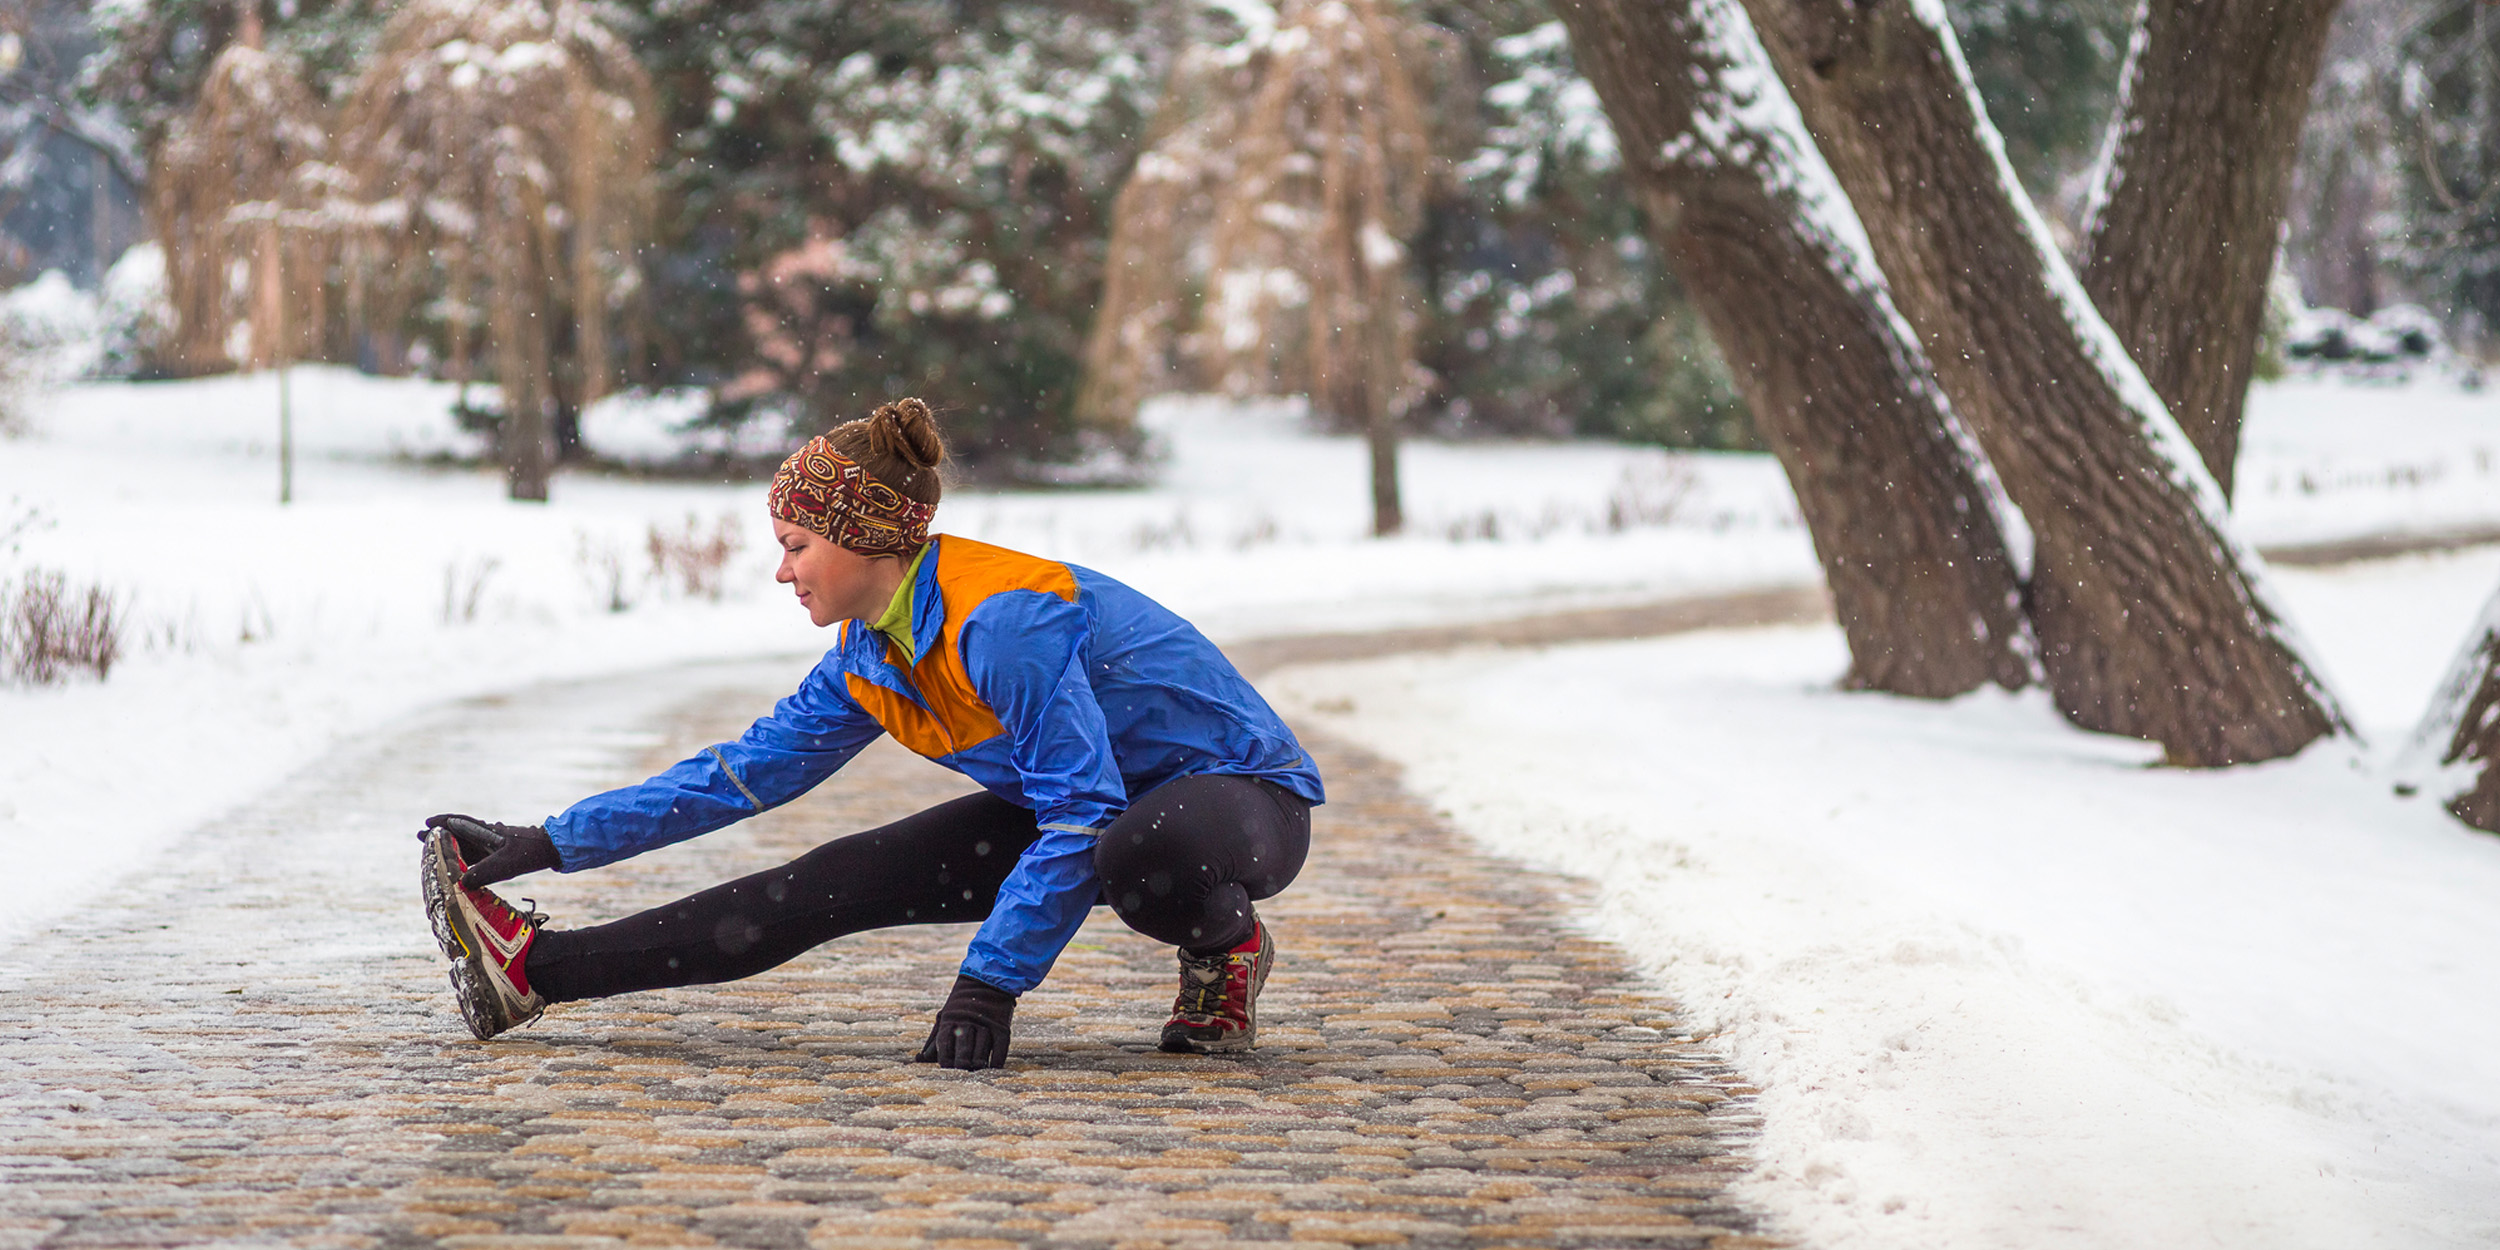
[1264,547,2500,1250]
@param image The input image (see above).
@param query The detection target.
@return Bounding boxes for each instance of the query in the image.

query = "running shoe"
[421,827,547,1040]
[1159,918,1274,1054]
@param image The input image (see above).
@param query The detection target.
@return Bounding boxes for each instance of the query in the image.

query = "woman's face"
[773,519,898,627]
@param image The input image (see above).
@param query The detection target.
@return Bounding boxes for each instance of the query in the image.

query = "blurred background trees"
[0,0,2480,488]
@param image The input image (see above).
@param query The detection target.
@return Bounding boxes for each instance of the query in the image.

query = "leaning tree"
[340,0,655,502]
[2072,0,2346,499]
[1715,0,2346,765]
[1548,0,2031,697]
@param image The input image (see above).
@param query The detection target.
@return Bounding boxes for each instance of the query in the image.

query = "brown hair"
[826,397,948,507]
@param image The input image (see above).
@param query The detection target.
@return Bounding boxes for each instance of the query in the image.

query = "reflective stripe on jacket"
[542,534,1325,993]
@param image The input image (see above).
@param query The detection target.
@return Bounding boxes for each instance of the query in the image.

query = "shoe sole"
[420,829,530,1041]
[1160,930,1276,1055]
[420,830,472,962]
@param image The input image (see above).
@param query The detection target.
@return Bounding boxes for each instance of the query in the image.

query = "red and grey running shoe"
[421,828,547,1040]
[1159,918,1275,1054]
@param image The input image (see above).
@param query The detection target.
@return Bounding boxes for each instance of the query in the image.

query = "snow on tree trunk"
[2074,0,2343,499]
[2402,582,2500,834]
[1551,0,2032,697]
[1739,0,2346,764]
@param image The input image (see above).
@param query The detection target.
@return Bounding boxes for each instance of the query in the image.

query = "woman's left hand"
[915,974,1016,1070]
[424,814,561,887]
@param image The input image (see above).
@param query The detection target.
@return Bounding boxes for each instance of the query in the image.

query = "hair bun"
[869,397,947,472]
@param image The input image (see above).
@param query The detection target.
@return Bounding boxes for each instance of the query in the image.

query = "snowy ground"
[1265,544,2500,1250]
[4,367,2498,1247]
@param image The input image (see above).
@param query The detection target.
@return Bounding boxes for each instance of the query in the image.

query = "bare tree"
[2073,0,2345,498]
[1086,0,1439,537]
[2401,580,2500,832]
[340,0,655,502]
[1076,46,1247,443]
[1210,0,1440,537]
[1551,0,2030,696]
[1737,0,2345,765]
[148,7,333,375]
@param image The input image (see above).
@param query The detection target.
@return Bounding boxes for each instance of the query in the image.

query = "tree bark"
[2075,0,2343,498]
[1739,0,2343,763]
[2403,582,2500,833]
[1553,0,2030,697]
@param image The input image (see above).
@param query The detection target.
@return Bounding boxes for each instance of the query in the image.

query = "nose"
[775,551,795,584]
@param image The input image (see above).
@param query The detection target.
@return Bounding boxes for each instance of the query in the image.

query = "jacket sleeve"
[543,652,884,872]
[954,589,1129,993]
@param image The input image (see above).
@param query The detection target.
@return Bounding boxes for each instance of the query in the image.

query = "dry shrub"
[1604,459,1697,531]
[647,514,743,601]
[440,556,502,624]
[2,568,124,685]
[576,532,636,614]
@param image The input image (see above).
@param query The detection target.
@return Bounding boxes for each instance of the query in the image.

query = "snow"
[5,367,2500,1246]
[1265,546,2500,1249]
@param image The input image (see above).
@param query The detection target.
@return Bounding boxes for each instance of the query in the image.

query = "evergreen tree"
[1430,18,1751,449]
[620,0,1196,476]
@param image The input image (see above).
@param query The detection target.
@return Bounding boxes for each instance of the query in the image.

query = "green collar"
[870,544,931,664]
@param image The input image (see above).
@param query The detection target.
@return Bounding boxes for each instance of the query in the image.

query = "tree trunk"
[2075,0,2343,498]
[1366,412,1403,538]
[1553,0,2030,697]
[2402,582,2500,833]
[1739,0,2344,763]
[492,222,552,504]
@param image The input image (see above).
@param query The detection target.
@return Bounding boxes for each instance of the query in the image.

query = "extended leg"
[527,792,1041,1002]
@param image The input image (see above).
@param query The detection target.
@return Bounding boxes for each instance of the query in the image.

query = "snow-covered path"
[0,652,1777,1248]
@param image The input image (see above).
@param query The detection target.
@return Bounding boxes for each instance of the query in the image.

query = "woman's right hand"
[915,974,1016,1070]
[424,814,561,887]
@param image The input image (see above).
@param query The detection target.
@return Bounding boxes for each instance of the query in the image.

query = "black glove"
[423,814,561,888]
[914,974,1016,1070]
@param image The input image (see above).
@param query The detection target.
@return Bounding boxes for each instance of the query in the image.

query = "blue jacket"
[543,535,1324,994]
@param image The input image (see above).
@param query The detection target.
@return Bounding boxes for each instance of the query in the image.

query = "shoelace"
[1174,953,1232,1018]
[516,898,550,928]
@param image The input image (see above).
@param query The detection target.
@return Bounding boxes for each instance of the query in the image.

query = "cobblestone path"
[0,656,1781,1249]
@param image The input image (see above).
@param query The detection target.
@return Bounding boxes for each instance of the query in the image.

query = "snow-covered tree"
[1734,0,2347,764]
[1550,0,2030,697]
[340,0,655,502]
[2073,0,2344,498]
[1431,19,1750,449]
[627,0,1184,475]
[1944,0,2131,226]
[1205,0,1442,536]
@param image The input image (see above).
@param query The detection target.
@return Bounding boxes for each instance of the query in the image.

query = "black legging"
[526,774,1311,1004]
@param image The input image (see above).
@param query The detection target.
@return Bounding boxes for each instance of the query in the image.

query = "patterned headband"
[767,437,935,556]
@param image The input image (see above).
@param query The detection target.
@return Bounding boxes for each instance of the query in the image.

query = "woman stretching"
[420,398,1322,1069]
